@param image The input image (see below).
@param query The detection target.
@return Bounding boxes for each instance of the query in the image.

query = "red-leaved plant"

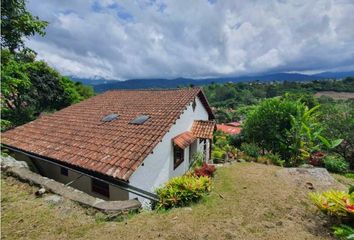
[309,151,326,166]
[194,163,216,178]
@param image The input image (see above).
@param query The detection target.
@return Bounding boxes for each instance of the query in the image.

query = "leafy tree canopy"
[1,0,94,131]
[1,0,48,53]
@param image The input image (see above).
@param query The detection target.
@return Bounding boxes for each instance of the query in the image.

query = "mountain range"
[71,71,354,93]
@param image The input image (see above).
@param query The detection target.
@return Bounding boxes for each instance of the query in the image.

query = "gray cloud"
[26,0,354,79]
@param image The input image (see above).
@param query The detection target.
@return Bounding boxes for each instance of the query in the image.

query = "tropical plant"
[332,225,354,240]
[324,155,349,174]
[309,151,326,166]
[240,143,261,159]
[194,163,216,177]
[320,101,354,168]
[243,96,341,166]
[155,175,211,209]
[309,190,354,218]
[285,104,326,165]
[190,151,204,168]
[242,97,303,161]
[265,153,285,167]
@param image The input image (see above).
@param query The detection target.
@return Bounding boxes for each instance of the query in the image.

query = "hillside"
[2,163,352,240]
[70,71,354,92]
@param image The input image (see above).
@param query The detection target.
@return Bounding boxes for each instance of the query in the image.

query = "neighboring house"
[216,122,242,135]
[2,88,215,205]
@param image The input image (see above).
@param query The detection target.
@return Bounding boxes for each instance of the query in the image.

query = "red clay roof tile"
[172,131,197,149]
[191,120,216,139]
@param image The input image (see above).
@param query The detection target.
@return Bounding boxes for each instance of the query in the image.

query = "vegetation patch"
[310,188,354,239]
[155,174,212,209]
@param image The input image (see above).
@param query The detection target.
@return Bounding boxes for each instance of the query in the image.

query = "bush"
[256,156,270,165]
[155,175,211,209]
[194,163,216,177]
[211,149,226,162]
[309,190,354,218]
[332,225,354,239]
[240,143,261,159]
[324,155,349,173]
[265,153,285,167]
[191,151,204,168]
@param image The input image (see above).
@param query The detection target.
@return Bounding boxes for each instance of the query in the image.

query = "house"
[216,122,242,135]
[1,88,215,205]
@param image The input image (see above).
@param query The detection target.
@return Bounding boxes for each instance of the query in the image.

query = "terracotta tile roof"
[172,131,196,149]
[2,88,213,181]
[216,122,242,135]
[191,120,215,139]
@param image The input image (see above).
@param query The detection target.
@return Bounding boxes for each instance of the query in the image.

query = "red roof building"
[216,122,242,135]
[2,88,215,203]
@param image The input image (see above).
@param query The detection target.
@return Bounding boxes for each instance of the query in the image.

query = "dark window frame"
[60,167,68,176]
[173,145,184,170]
[91,179,110,198]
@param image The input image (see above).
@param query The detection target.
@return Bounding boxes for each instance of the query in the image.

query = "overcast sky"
[27,0,354,80]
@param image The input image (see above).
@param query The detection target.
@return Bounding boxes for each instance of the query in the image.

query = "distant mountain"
[312,71,354,79]
[71,71,354,93]
[70,77,117,86]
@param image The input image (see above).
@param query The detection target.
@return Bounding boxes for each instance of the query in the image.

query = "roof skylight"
[130,115,150,125]
[101,113,119,122]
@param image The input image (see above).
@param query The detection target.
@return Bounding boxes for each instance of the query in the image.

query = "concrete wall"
[11,152,129,201]
[129,96,209,204]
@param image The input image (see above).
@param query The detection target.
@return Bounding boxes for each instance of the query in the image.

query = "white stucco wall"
[129,96,209,203]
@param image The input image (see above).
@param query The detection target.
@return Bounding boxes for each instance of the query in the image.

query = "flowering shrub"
[309,151,326,166]
[194,163,216,177]
[155,175,211,209]
[309,190,354,218]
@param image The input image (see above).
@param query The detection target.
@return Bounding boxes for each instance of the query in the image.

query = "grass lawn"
[1,162,351,240]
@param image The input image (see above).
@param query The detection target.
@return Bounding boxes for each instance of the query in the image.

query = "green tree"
[320,101,354,168]
[1,0,48,52]
[242,96,328,165]
[1,0,94,131]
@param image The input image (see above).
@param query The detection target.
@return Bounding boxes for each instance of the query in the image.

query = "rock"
[238,159,246,163]
[35,187,46,197]
[275,167,346,191]
[44,194,63,204]
[264,223,275,228]
[0,155,28,169]
[299,164,314,168]
[183,207,192,211]
[305,182,314,190]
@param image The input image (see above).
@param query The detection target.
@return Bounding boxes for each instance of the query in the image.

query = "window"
[130,115,150,125]
[173,145,184,169]
[101,113,119,122]
[60,167,68,176]
[91,179,110,198]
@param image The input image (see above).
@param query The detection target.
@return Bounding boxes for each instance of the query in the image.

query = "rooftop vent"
[101,113,119,122]
[130,115,150,125]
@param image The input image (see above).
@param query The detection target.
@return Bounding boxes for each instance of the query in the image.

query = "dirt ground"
[314,91,354,100]
[1,163,351,240]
